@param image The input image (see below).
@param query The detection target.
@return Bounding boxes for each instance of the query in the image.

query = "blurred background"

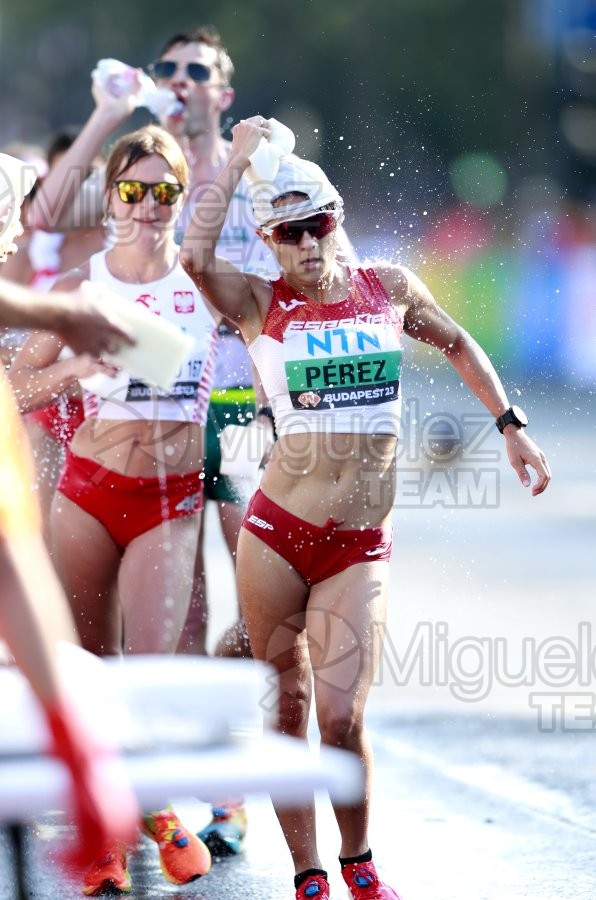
[1,0,595,385]
[1,8,595,895]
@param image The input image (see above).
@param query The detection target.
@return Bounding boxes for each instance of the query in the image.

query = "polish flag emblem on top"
[173,291,195,313]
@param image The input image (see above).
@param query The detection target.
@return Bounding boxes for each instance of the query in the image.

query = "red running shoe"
[82,843,131,896]
[295,874,330,899]
[341,860,402,899]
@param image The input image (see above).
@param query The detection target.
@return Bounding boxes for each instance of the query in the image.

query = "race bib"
[283,324,402,410]
[126,354,206,402]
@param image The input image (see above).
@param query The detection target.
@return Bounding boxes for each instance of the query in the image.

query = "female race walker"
[9,125,217,894]
[180,117,551,900]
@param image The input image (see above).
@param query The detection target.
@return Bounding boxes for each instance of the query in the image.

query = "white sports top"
[248,268,404,437]
[83,251,218,425]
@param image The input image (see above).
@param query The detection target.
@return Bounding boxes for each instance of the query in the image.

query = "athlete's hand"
[230,117,272,167]
[67,352,120,382]
[91,67,144,122]
[504,428,551,496]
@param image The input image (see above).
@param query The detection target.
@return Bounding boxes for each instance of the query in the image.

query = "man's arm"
[28,78,141,232]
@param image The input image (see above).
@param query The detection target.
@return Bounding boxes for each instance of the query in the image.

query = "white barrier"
[0,652,363,821]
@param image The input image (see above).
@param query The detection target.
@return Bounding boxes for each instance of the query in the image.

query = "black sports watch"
[495,405,528,434]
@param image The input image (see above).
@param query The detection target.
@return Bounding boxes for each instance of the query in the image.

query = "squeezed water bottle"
[92,58,181,117]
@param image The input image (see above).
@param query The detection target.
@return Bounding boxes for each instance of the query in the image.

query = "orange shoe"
[142,810,211,884]
[82,843,131,896]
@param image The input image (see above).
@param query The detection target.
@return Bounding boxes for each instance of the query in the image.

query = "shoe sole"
[82,878,132,896]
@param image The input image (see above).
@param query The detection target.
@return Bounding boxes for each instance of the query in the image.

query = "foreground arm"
[0,275,133,357]
[0,531,140,871]
[8,269,120,412]
[0,374,139,870]
[381,264,551,495]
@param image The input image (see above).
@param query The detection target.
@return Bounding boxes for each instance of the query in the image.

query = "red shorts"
[26,395,85,446]
[242,489,393,586]
[56,447,204,549]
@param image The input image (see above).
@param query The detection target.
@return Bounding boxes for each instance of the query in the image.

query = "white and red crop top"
[248,268,404,437]
[83,251,218,425]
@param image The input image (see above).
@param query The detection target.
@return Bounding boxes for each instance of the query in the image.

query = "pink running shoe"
[341,860,402,899]
[295,873,331,899]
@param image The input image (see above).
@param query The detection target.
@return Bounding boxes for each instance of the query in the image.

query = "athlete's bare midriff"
[70,419,205,478]
[259,431,397,529]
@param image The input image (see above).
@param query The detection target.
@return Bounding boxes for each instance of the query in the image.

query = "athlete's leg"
[236,528,322,874]
[51,492,122,655]
[177,400,221,657]
[213,498,252,657]
[217,497,245,557]
[177,509,208,654]
[178,496,251,656]
[23,419,64,552]
[118,513,211,884]
[119,513,201,654]
[308,561,390,858]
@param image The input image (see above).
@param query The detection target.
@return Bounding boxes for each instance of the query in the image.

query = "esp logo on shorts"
[247,514,273,531]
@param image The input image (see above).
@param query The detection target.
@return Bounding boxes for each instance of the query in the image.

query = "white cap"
[0,153,38,216]
[247,154,343,227]
[0,153,38,263]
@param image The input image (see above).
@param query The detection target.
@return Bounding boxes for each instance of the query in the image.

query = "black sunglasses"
[264,212,339,245]
[148,60,212,83]
[113,180,184,206]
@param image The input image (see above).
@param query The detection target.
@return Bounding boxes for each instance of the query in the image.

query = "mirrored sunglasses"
[113,180,184,206]
[265,211,339,245]
[148,60,212,82]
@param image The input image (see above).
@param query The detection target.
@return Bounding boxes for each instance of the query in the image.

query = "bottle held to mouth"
[91,59,179,117]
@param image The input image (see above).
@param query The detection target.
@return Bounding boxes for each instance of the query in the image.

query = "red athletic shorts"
[242,488,393,586]
[25,395,85,446]
[56,447,204,549]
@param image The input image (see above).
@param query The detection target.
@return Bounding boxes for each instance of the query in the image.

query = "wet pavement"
[3,710,596,898]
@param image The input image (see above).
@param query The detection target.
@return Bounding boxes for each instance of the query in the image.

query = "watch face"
[511,405,528,427]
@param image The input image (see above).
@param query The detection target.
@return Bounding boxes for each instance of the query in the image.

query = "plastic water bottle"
[247,118,296,181]
[92,59,179,118]
[78,280,195,392]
